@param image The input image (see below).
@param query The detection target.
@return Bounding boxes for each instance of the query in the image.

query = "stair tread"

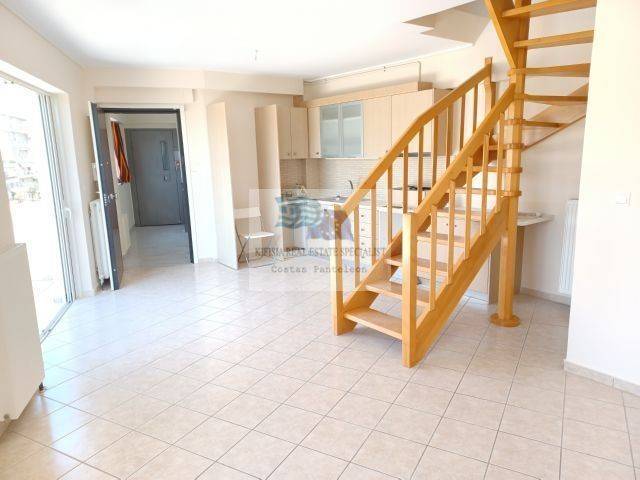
[503,0,596,18]
[386,255,448,274]
[511,63,591,78]
[514,30,594,49]
[365,279,431,306]
[517,93,588,106]
[344,307,402,339]
[417,231,465,247]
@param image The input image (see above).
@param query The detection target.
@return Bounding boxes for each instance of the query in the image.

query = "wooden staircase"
[329,0,596,367]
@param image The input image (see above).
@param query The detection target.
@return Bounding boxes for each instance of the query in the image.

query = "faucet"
[348,180,354,192]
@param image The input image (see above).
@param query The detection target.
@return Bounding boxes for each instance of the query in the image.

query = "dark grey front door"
[128,129,182,226]
[90,103,124,290]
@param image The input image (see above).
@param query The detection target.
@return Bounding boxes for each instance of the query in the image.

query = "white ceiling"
[2,0,478,79]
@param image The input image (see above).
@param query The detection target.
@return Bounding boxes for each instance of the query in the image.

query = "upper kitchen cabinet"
[275,106,308,159]
[320,104,341,158]
[307,107,321,158]
[363,96,391,159]
[290,107,308,159]
[391,89,448,155]
[320,102,363,158]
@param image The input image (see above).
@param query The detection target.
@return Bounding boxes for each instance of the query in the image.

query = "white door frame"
[93,103,199,263]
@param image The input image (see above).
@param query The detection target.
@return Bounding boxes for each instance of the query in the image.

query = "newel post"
[330,204,346,334]
[401,212,418,366]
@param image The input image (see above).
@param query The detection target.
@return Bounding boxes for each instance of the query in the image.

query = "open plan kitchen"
[255,79,550,303]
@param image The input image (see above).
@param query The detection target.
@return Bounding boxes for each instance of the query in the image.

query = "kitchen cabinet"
[320,102,363,158]
[391,89,448,155]
[276,106,308,159]
[308,107,321,158]
[363,96,392,159]
[291,107,308,159]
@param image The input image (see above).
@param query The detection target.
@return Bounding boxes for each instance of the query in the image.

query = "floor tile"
[176,417,249,460]
[60,464,117,479]
[271,446,346,480]
[215,393,279,429]
[285,382,345,415]
[198,463,255,479]
[561,449,635,480]
[10,406,94,445]
[211,365,267,392]
[457,373,511,403]
[246,373,304,402]
[0,431,43,471]
[485,465,538,479]
[310,364,364,391]
[275,355,325,381]
[297,341,344,362]
[70,384,137,416]
[395,383,453,416]
[145,374,205,403]
[351,373,406,403]
[0,447,78,480]
[240,349,290,371]
[564,394,628,431]
[102,394,171,429]
[354,431,425,480]
[256,404,322,443]
[514,365,566,392]
[219,431,295,479]
[507,383,564,417]
[14,395,65,422]
[562,419,633,465]
[376,405,440,444]
[430,417,496,462]
[500,405,562,445]
[329,393,390,429]
[444,394,505,430]
[178,384,240,415]
[302,417,370,461]
[42,375,107,404]
[410,365,463,392]
[331,348,380,371]
[137,405,207,443]
[87,431,168,479]
[413,446,486,480]
[339,463,396,479]
[179,357,233,382]
[490,432,560,480]
[129,446,212,479]
[51,418,129,461]
[116,367,173,394]
[565,374,623,405]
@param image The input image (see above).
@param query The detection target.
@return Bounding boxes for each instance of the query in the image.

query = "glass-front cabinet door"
[341,102,363,157]
[320,104,340,158]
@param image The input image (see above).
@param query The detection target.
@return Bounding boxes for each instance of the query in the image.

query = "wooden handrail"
[339,63,492,218]
[412,84,515,227]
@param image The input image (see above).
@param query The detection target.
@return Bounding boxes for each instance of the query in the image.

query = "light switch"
[615,192,631,206]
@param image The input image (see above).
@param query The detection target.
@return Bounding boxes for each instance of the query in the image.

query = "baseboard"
[520,287,571,306]
[564,359,640,397]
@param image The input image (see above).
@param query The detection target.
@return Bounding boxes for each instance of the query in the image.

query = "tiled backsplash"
[280,156,448,201]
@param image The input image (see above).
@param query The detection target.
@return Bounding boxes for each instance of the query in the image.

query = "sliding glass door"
[0,77,74,337]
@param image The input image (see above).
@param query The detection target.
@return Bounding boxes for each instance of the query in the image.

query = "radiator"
[558,199,579,295]
[89,199,110,283]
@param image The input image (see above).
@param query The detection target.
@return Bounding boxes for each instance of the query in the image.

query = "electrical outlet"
[615,192,631,206]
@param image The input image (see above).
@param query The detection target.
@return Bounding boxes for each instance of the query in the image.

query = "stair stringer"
[413,203,509,362]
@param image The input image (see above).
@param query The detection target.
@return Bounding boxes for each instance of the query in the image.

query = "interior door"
[129,129,182,226]
[89,103,124,290]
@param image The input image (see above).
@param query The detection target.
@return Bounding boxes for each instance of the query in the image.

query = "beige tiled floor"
[1,255,639,479]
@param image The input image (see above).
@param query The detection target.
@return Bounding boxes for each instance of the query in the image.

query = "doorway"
[0,77,74,336]
[90,107,194,289]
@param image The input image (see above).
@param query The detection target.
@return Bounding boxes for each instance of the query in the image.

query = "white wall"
[566,0,640,387]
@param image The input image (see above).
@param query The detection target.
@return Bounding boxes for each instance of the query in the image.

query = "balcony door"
[0,77,74,337]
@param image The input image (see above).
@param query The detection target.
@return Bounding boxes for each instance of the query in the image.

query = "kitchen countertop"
[279,196,551,227]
